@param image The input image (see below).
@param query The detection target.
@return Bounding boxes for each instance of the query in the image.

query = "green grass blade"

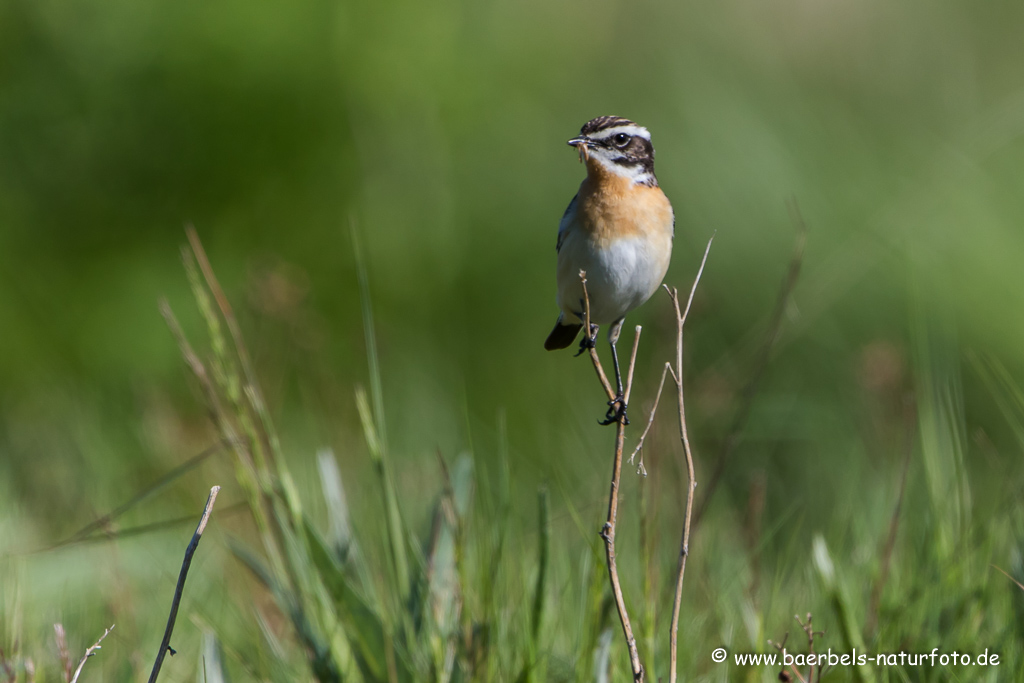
[518,486,550,683]
[356,387,411,605]
[306,519,415,683]
[909,279,971,559]
[428,454,473,631]
[593,628,613,683]
[317,448,356,563]
[352,222,388,457]
[197,631,229,683]
[229,539,341,682]
[812,535,875,683]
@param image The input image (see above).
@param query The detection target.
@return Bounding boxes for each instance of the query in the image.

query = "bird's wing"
[556,193,578,253]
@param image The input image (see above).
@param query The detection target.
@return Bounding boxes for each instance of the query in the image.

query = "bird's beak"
[568,136,594,163]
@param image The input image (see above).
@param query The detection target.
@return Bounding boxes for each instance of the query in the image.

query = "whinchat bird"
[544,116,674,423]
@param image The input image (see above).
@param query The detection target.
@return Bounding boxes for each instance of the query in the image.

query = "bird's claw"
[574,324,599,357]
[598,395,629,426]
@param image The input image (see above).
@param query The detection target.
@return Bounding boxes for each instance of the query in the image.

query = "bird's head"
[568,116,657,187]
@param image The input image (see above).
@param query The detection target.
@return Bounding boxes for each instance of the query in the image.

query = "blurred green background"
[3,0,1024,680]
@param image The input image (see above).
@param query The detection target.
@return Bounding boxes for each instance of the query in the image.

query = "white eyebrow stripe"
[590,124,651,141]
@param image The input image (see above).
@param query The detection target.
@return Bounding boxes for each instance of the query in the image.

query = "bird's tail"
[544,316,583,350]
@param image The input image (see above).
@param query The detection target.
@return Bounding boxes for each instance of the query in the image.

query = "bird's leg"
[599,320,629,426]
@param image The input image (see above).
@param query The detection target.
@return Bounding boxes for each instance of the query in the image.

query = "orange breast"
[575,171,674,247]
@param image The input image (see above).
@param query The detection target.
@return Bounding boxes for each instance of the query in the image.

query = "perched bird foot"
[599,395,629,426]
[574,324,600,357]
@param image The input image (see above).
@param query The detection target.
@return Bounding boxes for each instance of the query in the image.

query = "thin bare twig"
[580,272,617,402]
[69,625,115,683]
[769,633,807,683]
[668,236,713,683]
[629,362,673,475]
[694,202,806,525]
[796,613,826,682]
[580,273,644,682]
[580,236,712,683]
[148,486,221,683]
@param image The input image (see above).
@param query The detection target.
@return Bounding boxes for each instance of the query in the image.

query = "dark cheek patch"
[629,138,653,157]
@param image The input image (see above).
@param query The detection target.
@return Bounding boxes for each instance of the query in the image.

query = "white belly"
[556,230,672,325]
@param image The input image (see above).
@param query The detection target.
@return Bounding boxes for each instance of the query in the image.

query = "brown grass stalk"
[667,237,713,683]
[579,236,711,683]
[579,273,644,682]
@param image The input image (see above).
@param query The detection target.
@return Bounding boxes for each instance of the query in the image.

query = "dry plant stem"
[148,486,221,683]
[769,634,808,683]
[69,625,115,683]
[668,237,713,683]
[580,274,644,682]
[579,272,616,402]
[796,614,824,683]
[629,362,672,474]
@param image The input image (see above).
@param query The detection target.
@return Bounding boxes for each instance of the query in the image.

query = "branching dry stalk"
[768,633,806,683]
[667,237,713,683]
[579,273,644,683]
[795,613,825,683]
[147,486,221,683]
[580,236,712,683]
[69,625,115,683]
[768,613,826,683]
[629,361,673,476]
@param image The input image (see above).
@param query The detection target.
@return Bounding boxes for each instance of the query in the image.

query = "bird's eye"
[613,133,630,146]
